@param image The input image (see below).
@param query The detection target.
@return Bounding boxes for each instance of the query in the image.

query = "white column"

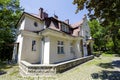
[75,40,81,58]
[40,37,44,64]
[43,36,50,64]
[83,41,88,57]
[18,35,24,64]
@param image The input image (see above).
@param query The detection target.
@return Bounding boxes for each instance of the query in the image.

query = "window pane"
[58,41,60,45]
[32,40,36,51]
[61,41,63,45]
[61,47,64,53]
[57,46,60,54]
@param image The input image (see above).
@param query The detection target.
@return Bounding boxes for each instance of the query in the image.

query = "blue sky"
[20,0,88,24]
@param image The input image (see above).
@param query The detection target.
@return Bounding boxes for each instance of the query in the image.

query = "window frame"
[57,41,64,54]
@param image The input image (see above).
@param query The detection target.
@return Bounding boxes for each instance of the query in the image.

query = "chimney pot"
[54,14,58,19]
[39,8,44,19]
[65,19,69,24]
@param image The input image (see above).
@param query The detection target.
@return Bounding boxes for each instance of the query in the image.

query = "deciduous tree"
[73,0,120,53]
[0,0,23,61]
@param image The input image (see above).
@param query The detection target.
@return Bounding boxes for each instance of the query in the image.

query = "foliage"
[89,20,106,51]
[0,0,23,61]
[73,0,120,54]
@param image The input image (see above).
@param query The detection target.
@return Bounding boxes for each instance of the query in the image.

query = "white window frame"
[57,41,64,54]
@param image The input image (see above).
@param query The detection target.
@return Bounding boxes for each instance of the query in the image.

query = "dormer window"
[34,22,38,27]
[61,23,69,33]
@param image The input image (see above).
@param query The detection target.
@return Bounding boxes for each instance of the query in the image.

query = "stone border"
[20,55,94,76]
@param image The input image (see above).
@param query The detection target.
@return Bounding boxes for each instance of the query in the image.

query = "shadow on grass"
[0,70,7,75]
[98,63,114,69]
[0,61,17,75]
[0,62,12,69]
[97,60,120,69]
[112,60,120,68]
[91,70,120,80]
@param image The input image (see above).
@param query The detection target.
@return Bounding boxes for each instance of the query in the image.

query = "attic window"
[61,23,69,33]
[34,22,38,27]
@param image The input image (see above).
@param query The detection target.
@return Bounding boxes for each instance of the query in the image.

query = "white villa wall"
[81,19,91,56]
[49,36,77,64]
[16,34,24,63]
[24,16,44,32]
[82,20,91,38]
[19,19,25,30]
[74,40,82,58]
[21,35,41,63]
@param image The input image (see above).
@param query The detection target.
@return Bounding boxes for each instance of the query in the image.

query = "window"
[61,23,69,33]
[34,22,38,27]
[85,31,89,40]
[70,43,74,53]
[32,40,36,51]
[61,24,65,31]
[57,41,64,54]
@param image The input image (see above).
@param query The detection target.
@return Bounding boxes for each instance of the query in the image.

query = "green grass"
[102,53,114,57]
[0,54,120,80]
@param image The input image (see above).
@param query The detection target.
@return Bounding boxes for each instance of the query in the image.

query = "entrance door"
[87,43,91,55]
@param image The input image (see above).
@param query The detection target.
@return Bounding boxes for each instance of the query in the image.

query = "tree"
[89,20,105,51]
[0,0,23,61]
[73,0,120,53]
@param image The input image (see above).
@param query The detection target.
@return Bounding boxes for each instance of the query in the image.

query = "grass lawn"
[0,53,120,80]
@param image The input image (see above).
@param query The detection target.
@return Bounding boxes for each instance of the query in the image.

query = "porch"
[20,55,94,76]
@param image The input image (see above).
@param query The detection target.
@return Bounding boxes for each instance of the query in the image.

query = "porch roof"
[38,28,84,40]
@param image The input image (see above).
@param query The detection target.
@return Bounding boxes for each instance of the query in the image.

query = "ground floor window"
[70,43,74,53]
[57,41,64,54]
[32,40,36,51]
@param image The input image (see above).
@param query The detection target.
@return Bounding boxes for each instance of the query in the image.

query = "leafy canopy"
[73,0,120,53]
[73,0,120,26]
[0,0,23,61]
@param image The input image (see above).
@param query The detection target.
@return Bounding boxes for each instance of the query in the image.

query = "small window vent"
[34,22,38,27]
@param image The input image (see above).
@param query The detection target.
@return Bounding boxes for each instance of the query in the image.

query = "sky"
[20,0,88,24]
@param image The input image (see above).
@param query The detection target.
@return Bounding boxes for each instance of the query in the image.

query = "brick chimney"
[44,12,48,18]
[54,14,58,19]
[65,19,69,24]
[39,8,44,19]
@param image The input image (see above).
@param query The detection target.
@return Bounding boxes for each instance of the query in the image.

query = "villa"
[13,8,94,76]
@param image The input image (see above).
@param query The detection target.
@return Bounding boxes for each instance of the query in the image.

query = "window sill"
[58,52,65,54]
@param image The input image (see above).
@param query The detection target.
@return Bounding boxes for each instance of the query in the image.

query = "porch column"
[43,36,50,64]
[83,41,88,57]
[90,41,94,54]
[75,40,81,58]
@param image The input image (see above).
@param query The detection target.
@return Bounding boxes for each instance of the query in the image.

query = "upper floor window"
[61,23,69,33]
[57,41,64,54]
[34,22,38,27]
[85,31,89,40]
